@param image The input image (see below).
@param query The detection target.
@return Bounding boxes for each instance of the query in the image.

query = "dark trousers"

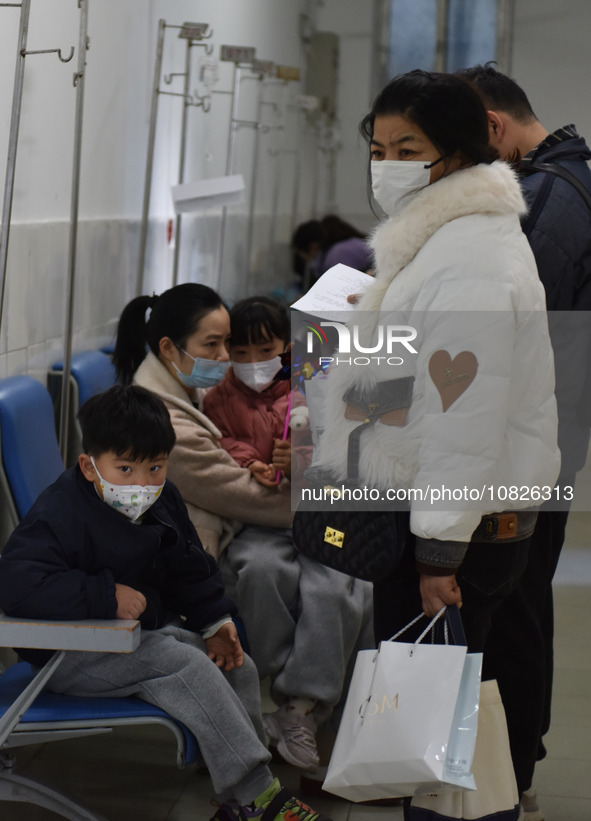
[374,512,531,815]
[373,513,531,653]
[483,509,569,795]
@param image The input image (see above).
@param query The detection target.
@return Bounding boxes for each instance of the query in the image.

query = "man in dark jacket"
[459,64,591,817]
[0,385,330,821]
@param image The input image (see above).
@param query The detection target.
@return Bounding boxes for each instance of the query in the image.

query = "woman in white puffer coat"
[313,70,560,650]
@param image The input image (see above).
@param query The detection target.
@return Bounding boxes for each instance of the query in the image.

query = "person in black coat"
[459,64,591,812]
[0,385,331,821]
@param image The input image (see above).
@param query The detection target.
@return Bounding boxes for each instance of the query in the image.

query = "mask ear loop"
[424,155,447,169]
[89,456,103,483]
[177,345,197,363]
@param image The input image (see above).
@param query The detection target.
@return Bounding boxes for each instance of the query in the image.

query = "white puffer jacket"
[315,161,561,571]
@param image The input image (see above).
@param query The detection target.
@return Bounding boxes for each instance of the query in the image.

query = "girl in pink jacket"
[203,296,309,487]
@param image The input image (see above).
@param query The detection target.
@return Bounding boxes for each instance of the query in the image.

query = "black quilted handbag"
[293,375,413,581]
[292,507,403,582]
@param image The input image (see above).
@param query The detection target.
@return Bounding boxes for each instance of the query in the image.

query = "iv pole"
[0,0,75,350]
[59,0,90,462]
[0,0,31,334]
[136,21,213,296]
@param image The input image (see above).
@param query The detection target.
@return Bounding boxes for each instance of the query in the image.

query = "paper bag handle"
[387,605,467,647]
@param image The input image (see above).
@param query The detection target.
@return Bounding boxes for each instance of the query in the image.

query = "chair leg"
[0,768,111,821]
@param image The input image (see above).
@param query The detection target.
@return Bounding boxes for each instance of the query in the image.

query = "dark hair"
[113,283,225,385]
[360,69,496,167]
[229,296,289,348]
[456,63,538,125]
[292,215,366,254]
[78,384,176,460]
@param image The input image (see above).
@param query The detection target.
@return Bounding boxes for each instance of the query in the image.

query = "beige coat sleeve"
[165,405,293,531]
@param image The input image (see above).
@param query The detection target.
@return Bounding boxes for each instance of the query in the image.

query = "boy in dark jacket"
[0,385,330,821]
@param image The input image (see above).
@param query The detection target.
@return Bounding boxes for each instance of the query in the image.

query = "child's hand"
[115,583,147,620]
[272,439,292,479]
[248,460,278,487]
[206,622,245,671]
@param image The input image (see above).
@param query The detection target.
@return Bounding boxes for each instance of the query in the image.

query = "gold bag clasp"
[324,527,345,548]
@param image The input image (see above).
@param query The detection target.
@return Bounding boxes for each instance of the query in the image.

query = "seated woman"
[292,215,374,288]
[113,285,290,558]
[113,283,373,773]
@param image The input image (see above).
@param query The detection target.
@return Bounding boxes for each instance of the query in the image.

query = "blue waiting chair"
[0,375,199,821]
[48,350,118,467]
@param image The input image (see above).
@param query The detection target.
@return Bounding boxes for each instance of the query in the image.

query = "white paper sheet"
[290,263,373,321]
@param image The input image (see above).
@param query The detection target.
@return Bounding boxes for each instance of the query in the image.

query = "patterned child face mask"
[90,457,164,521]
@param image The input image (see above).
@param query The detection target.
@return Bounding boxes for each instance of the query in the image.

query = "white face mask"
[371,159,432,218]
[91,457,164,522]
[232,356,282,393]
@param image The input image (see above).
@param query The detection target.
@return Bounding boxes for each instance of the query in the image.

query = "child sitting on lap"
[203,298,373,774]
[0,385,331,821]
[203,295,309,487]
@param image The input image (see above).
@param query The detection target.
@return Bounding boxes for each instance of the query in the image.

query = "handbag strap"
[347,416,378,484]
[444,604,467,646]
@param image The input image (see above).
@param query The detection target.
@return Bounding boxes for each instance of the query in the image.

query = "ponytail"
[113,295,153,385]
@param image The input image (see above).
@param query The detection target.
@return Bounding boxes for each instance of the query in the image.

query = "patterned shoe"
[263,705,320,772]
[209,779,332,821]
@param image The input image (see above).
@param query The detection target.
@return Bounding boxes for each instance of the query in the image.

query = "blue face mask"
[172,349,230,389]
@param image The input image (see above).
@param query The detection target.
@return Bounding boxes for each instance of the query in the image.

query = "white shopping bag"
[323,608,480,803]
[409,680,519,820]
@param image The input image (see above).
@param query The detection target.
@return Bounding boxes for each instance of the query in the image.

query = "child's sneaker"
[263,705,319,771]
[209,778,333,821]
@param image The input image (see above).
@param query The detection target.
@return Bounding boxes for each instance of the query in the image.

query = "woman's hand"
[419,573,462,617]
[206,622,244,671]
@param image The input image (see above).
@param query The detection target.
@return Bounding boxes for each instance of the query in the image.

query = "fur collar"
[359,161,526,313]
[133,352,222,439]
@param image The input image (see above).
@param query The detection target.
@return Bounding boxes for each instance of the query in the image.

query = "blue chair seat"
[0,662,199,765]
[50,350,117,407]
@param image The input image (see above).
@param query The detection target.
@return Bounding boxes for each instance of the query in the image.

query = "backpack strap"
[522,162,591,237]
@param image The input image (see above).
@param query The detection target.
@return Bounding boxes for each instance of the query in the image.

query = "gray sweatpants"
[218,525,374,716]
[46,622,272,803]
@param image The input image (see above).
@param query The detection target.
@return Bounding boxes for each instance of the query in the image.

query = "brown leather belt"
[471,510,538,543]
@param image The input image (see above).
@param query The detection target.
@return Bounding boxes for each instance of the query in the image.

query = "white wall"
[511,0,591,142]
[3,0,590,385]
[0,0,317,383]
[315,0,379,234]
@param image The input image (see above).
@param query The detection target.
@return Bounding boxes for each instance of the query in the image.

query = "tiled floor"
[2,522,590,820]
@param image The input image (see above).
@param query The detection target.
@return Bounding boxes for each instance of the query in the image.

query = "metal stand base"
[0,768,110,821]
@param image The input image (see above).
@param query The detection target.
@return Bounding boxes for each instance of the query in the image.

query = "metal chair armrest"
[0,614,140,653]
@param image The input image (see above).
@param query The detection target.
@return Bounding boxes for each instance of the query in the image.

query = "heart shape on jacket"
[428,350,478,412]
